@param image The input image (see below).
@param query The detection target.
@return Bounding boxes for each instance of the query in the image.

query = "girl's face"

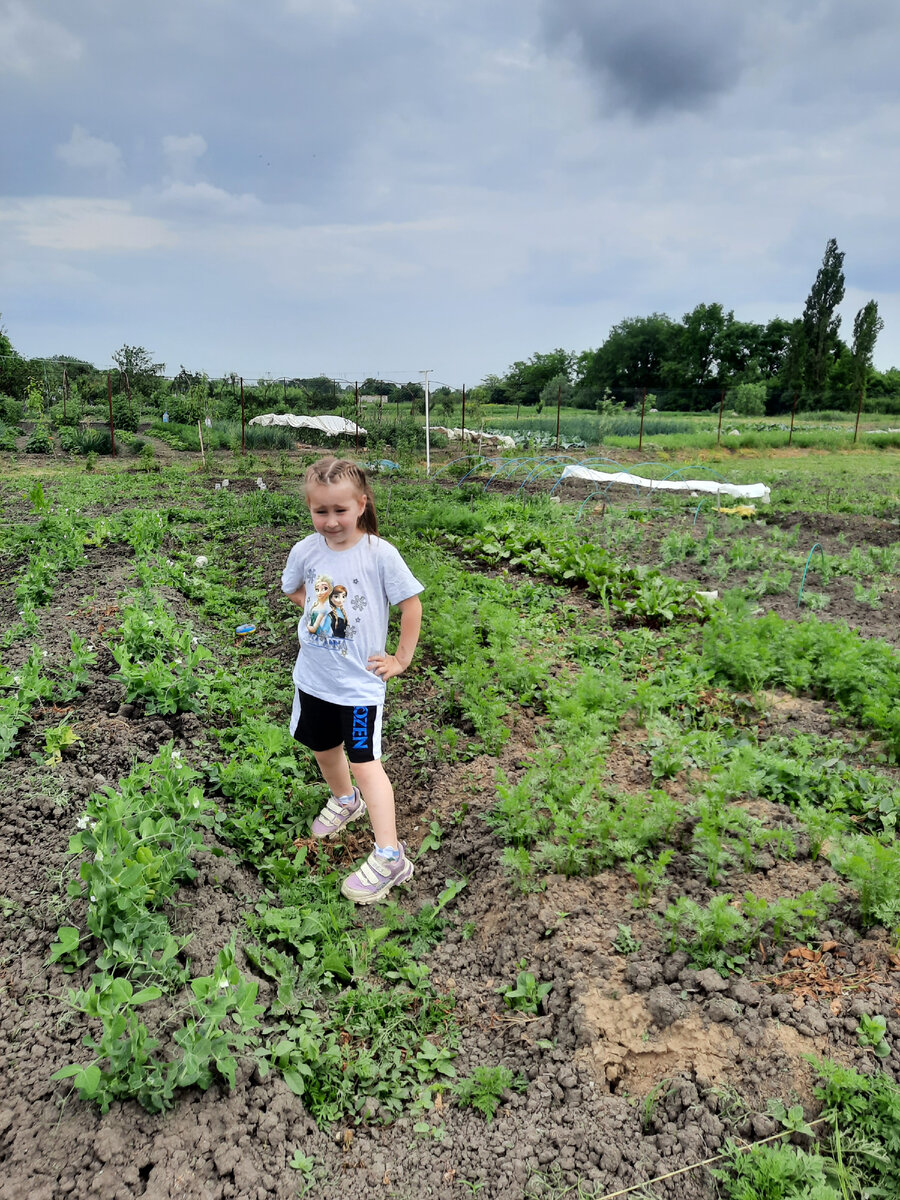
[307,479,366,549]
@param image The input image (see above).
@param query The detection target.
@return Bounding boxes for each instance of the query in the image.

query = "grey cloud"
[541,0,746,118]
[55,125,122,176]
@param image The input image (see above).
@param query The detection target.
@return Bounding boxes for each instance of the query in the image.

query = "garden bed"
[1,456,899,1200]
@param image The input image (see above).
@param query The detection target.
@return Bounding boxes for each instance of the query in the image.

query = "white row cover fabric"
[248,413,366,436]
[434,426,517,449]
[560,464,771,503]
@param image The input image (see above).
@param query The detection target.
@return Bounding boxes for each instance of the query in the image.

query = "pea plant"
[56,745,216,980]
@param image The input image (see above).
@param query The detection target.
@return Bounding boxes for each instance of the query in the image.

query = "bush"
[0,394,22,425]
[0,421,18,451]
[727,381,767,416]
[49,400,82,429]
[166,391,203,425]
[111,391,141,433]
[59,427,116,456]
[25,422,54,453]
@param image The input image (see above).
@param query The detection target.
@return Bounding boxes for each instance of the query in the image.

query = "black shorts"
[290,688,382,763]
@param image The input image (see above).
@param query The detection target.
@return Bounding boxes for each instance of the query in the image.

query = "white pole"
[420,369,432,476]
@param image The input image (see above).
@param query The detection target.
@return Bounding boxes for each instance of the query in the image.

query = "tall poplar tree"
[801,238,845,404]
[851,299,883,416]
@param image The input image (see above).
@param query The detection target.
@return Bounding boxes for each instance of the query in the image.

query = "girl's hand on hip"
[368,653,406,680]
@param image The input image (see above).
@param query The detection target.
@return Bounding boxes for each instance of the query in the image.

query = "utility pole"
[419,369,433,475]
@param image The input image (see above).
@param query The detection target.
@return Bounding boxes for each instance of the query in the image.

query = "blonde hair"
[304,457,378,535]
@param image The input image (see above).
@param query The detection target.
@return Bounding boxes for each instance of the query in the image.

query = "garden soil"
[2,466,900,1200]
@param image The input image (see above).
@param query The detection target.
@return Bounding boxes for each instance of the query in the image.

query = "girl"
[281,457,423,904]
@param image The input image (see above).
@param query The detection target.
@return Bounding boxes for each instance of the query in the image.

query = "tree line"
[483,240,895,415]
[2,238,897,422]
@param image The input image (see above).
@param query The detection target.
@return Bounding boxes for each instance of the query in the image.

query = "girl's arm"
[285,585,306,608]
[368,594,422,680]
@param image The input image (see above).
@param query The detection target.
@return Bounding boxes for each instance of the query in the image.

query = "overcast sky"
[3,0,899,386]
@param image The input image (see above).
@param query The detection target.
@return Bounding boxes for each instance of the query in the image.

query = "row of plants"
[0,487,533,1133]
[3,462,900,1195]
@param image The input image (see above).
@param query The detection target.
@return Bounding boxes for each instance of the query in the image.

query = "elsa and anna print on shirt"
[306,574,350,641]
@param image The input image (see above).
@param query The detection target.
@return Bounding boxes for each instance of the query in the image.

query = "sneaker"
[341,844,414,905]
[311,788,366,839]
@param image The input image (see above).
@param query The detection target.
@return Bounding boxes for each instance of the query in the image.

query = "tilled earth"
[1,465,900,1200]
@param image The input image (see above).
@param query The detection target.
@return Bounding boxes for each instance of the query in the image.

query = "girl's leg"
[313,744,354,799]
[349,758,397,850]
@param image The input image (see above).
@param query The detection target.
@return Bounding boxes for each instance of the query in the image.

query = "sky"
[2,0,900,388]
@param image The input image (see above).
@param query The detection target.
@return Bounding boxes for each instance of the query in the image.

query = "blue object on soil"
[235,623,256,636]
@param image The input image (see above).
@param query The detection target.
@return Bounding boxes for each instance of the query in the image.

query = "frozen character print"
[331,584,349,638]
[307,574,334,638]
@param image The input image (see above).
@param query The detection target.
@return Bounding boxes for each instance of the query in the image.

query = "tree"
[111,345,164,396]
[289,377,337,410]
[539,373,574,411]
[395,381,424,416]
[434,387,457,420]
[502,350,573,408]
[756,318,794,379]
[576,314,677,398]
[479,374,508,405]
[0,315,29,400]
[714,319,763,382]
[360,378,398,400]
[662,303,733,393]
[727,381,766,415]
[172,365,207,395]
[800,238,845,404]
[851,299,883,415]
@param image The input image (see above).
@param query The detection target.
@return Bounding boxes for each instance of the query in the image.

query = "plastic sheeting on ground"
[559,464,771,503]
[433,426,517,449]
[248,413,366,436]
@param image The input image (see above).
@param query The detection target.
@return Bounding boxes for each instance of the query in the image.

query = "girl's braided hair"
[304,457,378,536]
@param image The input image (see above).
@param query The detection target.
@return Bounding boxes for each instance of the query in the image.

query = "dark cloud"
[542,0,746,118]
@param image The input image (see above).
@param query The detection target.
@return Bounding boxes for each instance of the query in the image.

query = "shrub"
[25,422,53,453]
[49,400,83,429]
[111,391,141,433]
[60,427,117,456]
[0,394,22,425]
[0,421,17,451]
[727,381,767,415]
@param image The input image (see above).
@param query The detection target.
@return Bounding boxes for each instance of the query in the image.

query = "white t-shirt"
[281,532,424,706]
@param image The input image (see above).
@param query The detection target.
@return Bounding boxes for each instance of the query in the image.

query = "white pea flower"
[89,895,97,904]
[218,978,229,990]
[76,814,89,829]
[96,850,103,863]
